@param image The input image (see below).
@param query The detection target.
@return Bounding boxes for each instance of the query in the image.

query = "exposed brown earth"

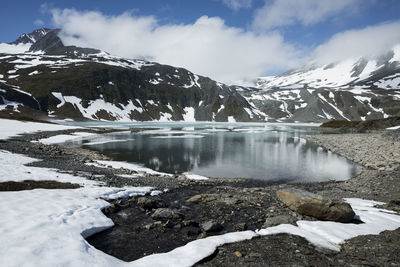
[0,180,80,191]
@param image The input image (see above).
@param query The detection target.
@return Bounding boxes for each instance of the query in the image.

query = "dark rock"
[164,220,175,228]
[183,226,201,236]
[234,223,248,231]
[182,220,199,227]
[151,208,184,221]
[137,197,165,210]
[201,220,223,232]
[263,215,296,228]
[386,199,400,211]
[144,221,162,230]
[277,188,355,223]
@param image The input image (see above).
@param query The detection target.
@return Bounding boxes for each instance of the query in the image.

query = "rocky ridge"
[0,29,264,122]
[2,28,400,123]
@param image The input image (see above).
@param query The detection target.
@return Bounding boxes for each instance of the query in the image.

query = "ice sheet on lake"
[151,134,205,139]
[84,139,135,146]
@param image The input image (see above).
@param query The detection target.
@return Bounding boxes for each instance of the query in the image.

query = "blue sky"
[2,0,400,82]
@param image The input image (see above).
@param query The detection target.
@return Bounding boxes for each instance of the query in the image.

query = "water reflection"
[69,125,362,183]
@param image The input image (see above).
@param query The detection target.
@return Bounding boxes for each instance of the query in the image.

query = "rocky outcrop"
[276,188,355,223]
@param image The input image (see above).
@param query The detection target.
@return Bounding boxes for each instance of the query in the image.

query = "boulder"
[276,188,355,223]
[201,220,223,232]
[151,208,184,221]
[263,215,296,228]
[137,197,165,210]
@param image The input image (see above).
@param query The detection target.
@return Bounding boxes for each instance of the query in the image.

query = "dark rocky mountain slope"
[1,28,400,123]
[0,29,263,122]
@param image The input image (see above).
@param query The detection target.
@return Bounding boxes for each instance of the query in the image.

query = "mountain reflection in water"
[68,124,362,183]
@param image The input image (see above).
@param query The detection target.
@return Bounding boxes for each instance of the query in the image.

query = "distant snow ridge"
[253,45,400,91]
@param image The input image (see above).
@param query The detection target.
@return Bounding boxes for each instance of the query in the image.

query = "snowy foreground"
[0,119,400,267]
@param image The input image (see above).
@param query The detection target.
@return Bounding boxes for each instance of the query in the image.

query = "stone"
[263,215,296,228]
[183,226,201,236]
[234,251,243,257]
[163,220,175,228]
[277,188,355,223]
[182,220,199,227]
[137,197,164,210]
[201,220,223,232]
[234,222,247,231]
[151,208,183,221]
[186,194,203,203]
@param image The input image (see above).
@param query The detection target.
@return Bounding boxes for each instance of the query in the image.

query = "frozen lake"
[62,122,362,183]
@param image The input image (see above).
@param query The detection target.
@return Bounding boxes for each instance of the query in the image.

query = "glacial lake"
[62,122,362,183]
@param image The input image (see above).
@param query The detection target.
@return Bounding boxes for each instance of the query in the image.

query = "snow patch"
[86,160,173,177]
[182,107,195,122]
[37,132,96,145]
[0,119,80,140]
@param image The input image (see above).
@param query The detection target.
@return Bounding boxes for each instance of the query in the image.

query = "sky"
[1,0,400,83]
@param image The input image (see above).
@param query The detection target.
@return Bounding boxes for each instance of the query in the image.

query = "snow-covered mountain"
[11,28,51,45]
[0,29,263,122]
[1,28,400,123]
[253,46,400,90]
[238,47,400,122]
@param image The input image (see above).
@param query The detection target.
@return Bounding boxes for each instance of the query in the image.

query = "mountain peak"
[11,28,52,45]
[28,29,101,56]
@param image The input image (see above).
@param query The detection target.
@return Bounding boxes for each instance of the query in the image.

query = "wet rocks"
[151,208,184,221]
[234,223,247,231]
[137,197,165,210]
[277,188,355,223]
[263,214,297,228]
[201,220,223,232]
[186,193,240,205]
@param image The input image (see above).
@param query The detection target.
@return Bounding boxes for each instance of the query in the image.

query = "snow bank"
[387,125,400,130]
[0,150,153,267]
[38,132,96,144]
[1,149,399,267]
[257,198,400,251]
[133,231,257,267]
[183,173,209,180]
[86,160,173,177]
[0,118,80,140]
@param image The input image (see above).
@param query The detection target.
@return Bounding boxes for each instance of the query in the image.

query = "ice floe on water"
[84,138,135,146]
[150,134,205,139]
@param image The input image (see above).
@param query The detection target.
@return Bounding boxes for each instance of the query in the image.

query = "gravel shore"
[1,128,399,266]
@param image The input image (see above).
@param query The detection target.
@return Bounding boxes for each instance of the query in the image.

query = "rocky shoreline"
[0,127,399,266]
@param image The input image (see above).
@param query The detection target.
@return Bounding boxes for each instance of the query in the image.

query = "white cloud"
[34,19,44,26]
[253,0,360,31]
[50,8,300,83]
[220,0,253,11]
[314,21,400,64]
